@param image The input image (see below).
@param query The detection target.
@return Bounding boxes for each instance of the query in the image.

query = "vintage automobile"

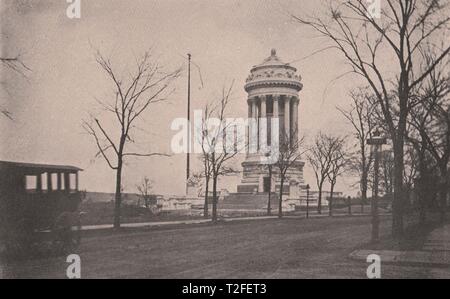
[0,161,83,258]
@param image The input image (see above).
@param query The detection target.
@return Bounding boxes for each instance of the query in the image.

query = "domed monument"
[237,49,305,199]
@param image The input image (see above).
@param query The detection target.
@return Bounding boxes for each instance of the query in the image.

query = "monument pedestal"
[238,155,305,196]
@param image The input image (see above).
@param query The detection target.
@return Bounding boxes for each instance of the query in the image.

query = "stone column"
[247,99,252,153]
[249,97,258,153]
[292,97,299,144]
[37,173,42,192]
[273,95,279,119]
[64,172,70,193]
[260,95,267,151]
[57,172,62,190]
[284,96,291,144]
[251,97,258,118]
[254,98,260,151]
[261,95,267,117]
[273,95,280,146]
[47,172,53,191]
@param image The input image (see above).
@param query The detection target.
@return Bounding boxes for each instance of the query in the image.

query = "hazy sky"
[1,0,370,196]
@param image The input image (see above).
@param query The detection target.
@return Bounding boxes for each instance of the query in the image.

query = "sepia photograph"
[0,0,449,284]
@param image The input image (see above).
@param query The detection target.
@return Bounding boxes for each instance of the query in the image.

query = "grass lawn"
[357,212,445,252]
[79,201,204,226]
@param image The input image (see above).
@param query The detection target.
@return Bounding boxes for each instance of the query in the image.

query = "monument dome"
[244,49,303,96]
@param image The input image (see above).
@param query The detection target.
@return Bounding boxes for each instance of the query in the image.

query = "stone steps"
[221,193,281,211]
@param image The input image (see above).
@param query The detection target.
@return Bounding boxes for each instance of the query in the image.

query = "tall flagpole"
[186,53,191,188]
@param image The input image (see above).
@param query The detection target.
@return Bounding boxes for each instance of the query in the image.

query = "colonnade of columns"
[247,94,299,152]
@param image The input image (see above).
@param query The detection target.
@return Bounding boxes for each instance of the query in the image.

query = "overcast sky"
[1,0,373,196]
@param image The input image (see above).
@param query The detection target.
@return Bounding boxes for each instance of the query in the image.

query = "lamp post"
[367,129,387,243]
[186,53,191,185]
[306,184,310,219]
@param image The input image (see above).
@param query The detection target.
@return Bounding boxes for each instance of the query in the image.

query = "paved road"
[2,216,447,279]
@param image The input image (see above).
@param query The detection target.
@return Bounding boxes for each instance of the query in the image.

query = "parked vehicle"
[0,161,83,258]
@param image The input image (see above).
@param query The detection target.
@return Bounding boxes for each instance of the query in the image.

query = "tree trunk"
[360,151,369,214]
[203,177,210,218]
[317,182,323,214]
[361,172,368,214]
[329,184,334,217]
[114,139,126,230]
[418,176,426,224]
[278,178,284,218]
[372,146,381,243]
[212,175,218,223]
[392,138,405,237]
[114,160,123,229]
[419,188,427,225]
[417,143,427,224]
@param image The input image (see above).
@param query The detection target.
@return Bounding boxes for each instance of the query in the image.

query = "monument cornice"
[244,80,303,93]
[250,64,297,72]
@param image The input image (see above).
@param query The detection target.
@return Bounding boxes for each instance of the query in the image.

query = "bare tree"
[428,99,450,223]
[197,105,215,218]
[186,173,203,195]
[199,83,241,223]
[412,144,437,223]
[136,177,153,208]
[1,56,30,78]
[409,51,450,222]
[83,49,180,229]
[407,79,438,222]
[326,137,348,216]
[293,0,450,235]
[407,129,434,223]
[403,145,419,204]
[307,133,342,214]
[1,54,31,119]
[380,149,395,197]
[337,87,375,211]
[187,172,207,216]
[274,130,305,218]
